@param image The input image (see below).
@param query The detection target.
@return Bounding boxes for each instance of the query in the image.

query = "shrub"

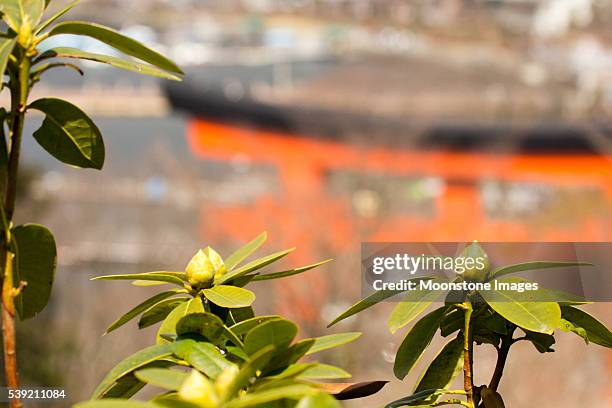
[331,242,612,408]
[77,232,385,407]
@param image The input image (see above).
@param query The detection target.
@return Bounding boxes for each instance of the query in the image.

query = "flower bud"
[18,18,33,49]
[178,370,219,408]
[214,365,239,398]
[185,247,226,288]
[460,241,490,282]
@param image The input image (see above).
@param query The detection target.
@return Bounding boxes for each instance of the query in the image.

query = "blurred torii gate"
[186,119,612,327]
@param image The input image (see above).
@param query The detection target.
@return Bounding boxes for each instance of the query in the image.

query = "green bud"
[214,365,239,398]
[459,241,490,282]
[185,247,226,288]
[178,370,219,408]
[18,18,33,49]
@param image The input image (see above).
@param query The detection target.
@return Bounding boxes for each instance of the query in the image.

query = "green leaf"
[227,306,255,325]
[479,279,561,334]
[244,319,297,356]
[218,248,295,284]
[486,277,586,305]
[296,393,341,408]
[0,2,20,31]
[226,346,248,361]
[91,343,174,399]
[202,285,255,309]
[37,47,181,80]
[101,360,172,399]
[0,37,16,78]
[490,261,592,280]
[394,307,446,380]
[105,290,182,334]
[298,364,351,380]
[173,339,233,379]
[225,385,317,408]
[385,389,460,408]
[225,232,267,271]
[480,312,508,335]
[388,279,444,334]
[75,401,163,408]
[413,336,464,402]
[149,271,188,279]
[473,331,501,347]
[525,331,555,353]
[481,386,506,408]
[440,308,463,337]
[263,339,314,373]
[24,0,45,25]
[328,289,401,328]
[318,381,388,400]
[222,327,244,348]
[228,275,258,289]
[152,397,200,408]
[12,224,57,320]
[0,2,18,30]
[132,280,171,287]
[229,315,282,337]
[0,109,7,194]
[30,98,105,169]
[252,259,332,281]
[99,374,145,400]
[561,305,612,347]
[157,298,204,344]
[139,298,188,329]
[176,312,225,341]
[387,402,430,407]
[224,345,276,400]
[537,287,589,305]
[265,362,315,380]
[36,0,80,34]
[175,312,242,347]
[93,272,185,287]
[134,368,188,391]
[558,318,589,344]
[304,332,361,355]
[0,0,45,32]
[47,21,183,74]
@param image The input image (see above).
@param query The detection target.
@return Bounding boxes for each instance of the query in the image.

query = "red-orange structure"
[187,118,612,331]
[188,119,612,243]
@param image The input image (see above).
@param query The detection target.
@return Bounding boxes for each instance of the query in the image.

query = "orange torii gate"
[186,118,612,330]
[188,119,612,243]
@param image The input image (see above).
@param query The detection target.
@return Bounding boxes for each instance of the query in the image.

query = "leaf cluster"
[331,242,612,408]
[79,233,384,408]
[0,0,183,322]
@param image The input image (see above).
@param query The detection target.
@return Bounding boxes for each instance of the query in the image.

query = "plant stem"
[462,301,474,408]
[1,251,18,390]
[5,59,28,220]
[1,56,30,408]
[488,330,514,392]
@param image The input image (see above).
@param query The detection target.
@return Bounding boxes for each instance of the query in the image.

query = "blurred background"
[4,0,612,406]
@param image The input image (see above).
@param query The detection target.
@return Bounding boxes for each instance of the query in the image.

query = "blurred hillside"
[34,0,612,121]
